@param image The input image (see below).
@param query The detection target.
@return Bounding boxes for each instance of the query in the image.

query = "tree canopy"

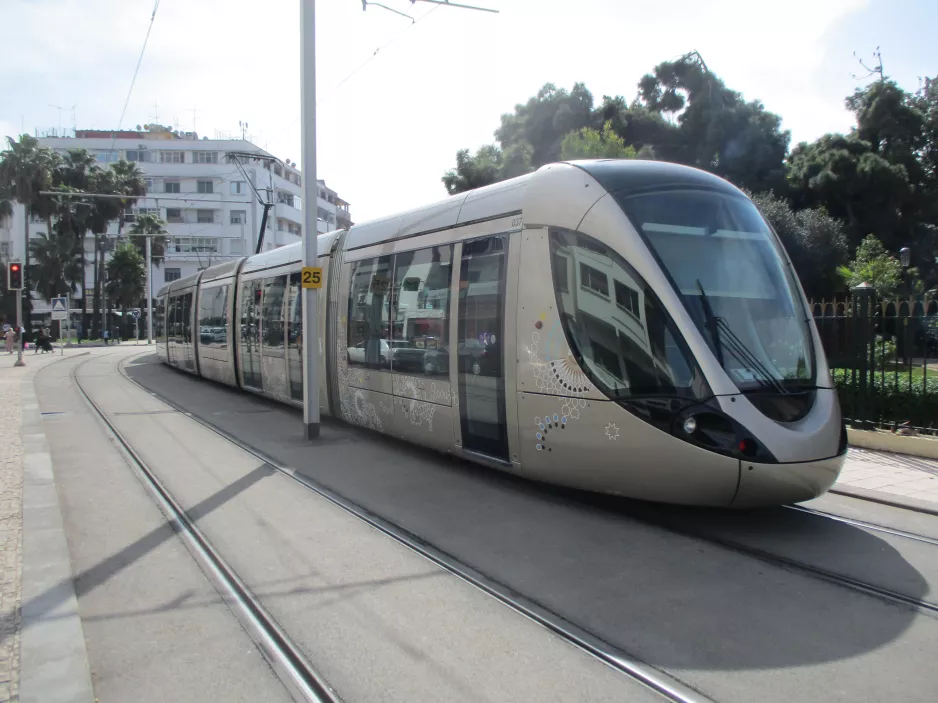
[105,242,146,310]
[440,52,938,297]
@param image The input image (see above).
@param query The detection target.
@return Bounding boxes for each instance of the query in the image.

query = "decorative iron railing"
[810,291,938,434]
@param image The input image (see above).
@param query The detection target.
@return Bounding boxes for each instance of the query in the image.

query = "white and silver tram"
[155,160,846,507]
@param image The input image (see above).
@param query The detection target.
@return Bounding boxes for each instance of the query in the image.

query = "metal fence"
[811,288,938,433]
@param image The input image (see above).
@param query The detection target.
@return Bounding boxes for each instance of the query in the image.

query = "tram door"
[457,234,509,461]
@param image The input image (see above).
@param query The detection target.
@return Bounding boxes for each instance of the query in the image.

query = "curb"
[829,484,938,517]
[848,428,938,461]
[18,374,94,703]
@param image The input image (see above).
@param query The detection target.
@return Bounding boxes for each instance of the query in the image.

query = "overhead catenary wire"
[264,2,443,151]
[110,0,163,154]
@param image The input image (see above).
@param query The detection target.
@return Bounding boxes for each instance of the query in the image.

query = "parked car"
[423,339,499,376]
[347,339,390,365]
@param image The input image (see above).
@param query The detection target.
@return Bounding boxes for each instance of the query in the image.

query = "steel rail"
[72,355,342,703]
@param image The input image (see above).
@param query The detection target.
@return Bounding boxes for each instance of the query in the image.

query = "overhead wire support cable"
[110,0,163,153]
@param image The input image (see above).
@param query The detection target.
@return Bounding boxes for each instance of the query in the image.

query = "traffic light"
[7,262,23,290]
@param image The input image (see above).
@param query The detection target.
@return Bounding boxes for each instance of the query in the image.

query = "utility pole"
[301,0,320,440]
[146,235,153,344]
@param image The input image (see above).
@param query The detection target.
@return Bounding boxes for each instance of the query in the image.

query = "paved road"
[5,345,938,702]
[122,348,938,703]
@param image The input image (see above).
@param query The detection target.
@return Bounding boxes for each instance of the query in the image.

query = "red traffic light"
[7,262,23,290]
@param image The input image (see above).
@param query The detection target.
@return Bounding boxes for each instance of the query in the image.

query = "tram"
[156,160,847,507]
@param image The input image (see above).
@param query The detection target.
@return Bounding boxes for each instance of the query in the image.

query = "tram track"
[72,355,342,703]
[108,351,714,703]
[784,504,938,548]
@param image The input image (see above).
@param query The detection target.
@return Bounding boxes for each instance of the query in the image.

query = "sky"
[1,0,936,222]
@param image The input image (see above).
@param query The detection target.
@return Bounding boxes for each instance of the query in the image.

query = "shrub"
[831,368,938,428]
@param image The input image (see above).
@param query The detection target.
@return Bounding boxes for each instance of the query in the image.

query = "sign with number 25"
[301,267,323,289]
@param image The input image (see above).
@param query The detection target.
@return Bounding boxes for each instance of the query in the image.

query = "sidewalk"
[1,350,94,703]
[834,447,938,511]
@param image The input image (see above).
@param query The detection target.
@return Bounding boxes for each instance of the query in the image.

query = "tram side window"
[199,285,229,349]
[347,256,392,370]
[262,276,287,353]
[167,297,176,342]
[391,245,452,377]
[181,293,192,343]
[549,229,706,400]
[240,280,262,388]
[155,298,165,339]
[287,272,303,401]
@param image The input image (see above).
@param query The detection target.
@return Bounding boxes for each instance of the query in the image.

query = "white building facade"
[1,127,352,325]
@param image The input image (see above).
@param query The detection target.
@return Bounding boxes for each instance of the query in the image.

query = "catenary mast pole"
[301,0,320,439]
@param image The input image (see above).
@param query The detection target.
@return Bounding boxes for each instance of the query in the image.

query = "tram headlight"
[683,416,697,434]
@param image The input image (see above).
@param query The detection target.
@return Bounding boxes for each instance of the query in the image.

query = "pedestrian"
[103,329,109,345]
[4,325,14,354]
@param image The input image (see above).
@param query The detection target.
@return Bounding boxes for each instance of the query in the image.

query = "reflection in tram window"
[550,229,706,400]
[155,299,165,340]
[390,245,452,377]
[240,280,262,388]
[262,276,287,353]
[347,256,392,370]
[287,272,303,401]
[198,285,228,349]
[457,235,508,460]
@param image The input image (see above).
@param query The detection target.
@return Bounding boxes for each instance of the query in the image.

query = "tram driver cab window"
[549,228,707,401]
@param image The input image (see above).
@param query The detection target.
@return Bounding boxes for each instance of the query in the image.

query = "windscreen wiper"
[696,279,724,367]
[695,280,787,395]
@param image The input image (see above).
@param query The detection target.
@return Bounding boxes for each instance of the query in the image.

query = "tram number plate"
[301,267,323,289]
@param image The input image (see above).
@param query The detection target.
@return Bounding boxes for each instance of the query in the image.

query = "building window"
[615,280,640,318]
[580,263,609,297]
[125,150,151,162]
[553,253,569,292]
[277,191,295,207]
[231,181,245,195]
[164,182,180,194]
[144,178,154,191]
[160,151,184,163]
[229,239,244,255]
[173,237,218,253]
[230,210,246,224]
[164,268,182,282]
[166,208,183,223]
[95,150,118,163]
[197,180,213,194]
[197,210,214,224]
[194,151,218,164]
[0,242,10,258]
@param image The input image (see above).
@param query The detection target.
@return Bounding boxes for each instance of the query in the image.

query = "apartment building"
[3,125,352,319]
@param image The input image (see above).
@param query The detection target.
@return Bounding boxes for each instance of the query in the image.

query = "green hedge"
[831,368,938,427]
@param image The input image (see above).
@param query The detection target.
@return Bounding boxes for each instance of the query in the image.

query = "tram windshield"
[618,189,815,392]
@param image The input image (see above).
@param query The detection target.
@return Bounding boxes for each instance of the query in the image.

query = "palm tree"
[106,242,145,338]
[29,229,82,337]
[90,160,144,337]
[54,149,99,328]
[127,212,169,266]
[0,135,57,323]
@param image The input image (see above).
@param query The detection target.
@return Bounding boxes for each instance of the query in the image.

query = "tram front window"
[619,190,816,392]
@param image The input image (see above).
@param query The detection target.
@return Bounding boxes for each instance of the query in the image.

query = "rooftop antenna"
[239,120,249,140]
